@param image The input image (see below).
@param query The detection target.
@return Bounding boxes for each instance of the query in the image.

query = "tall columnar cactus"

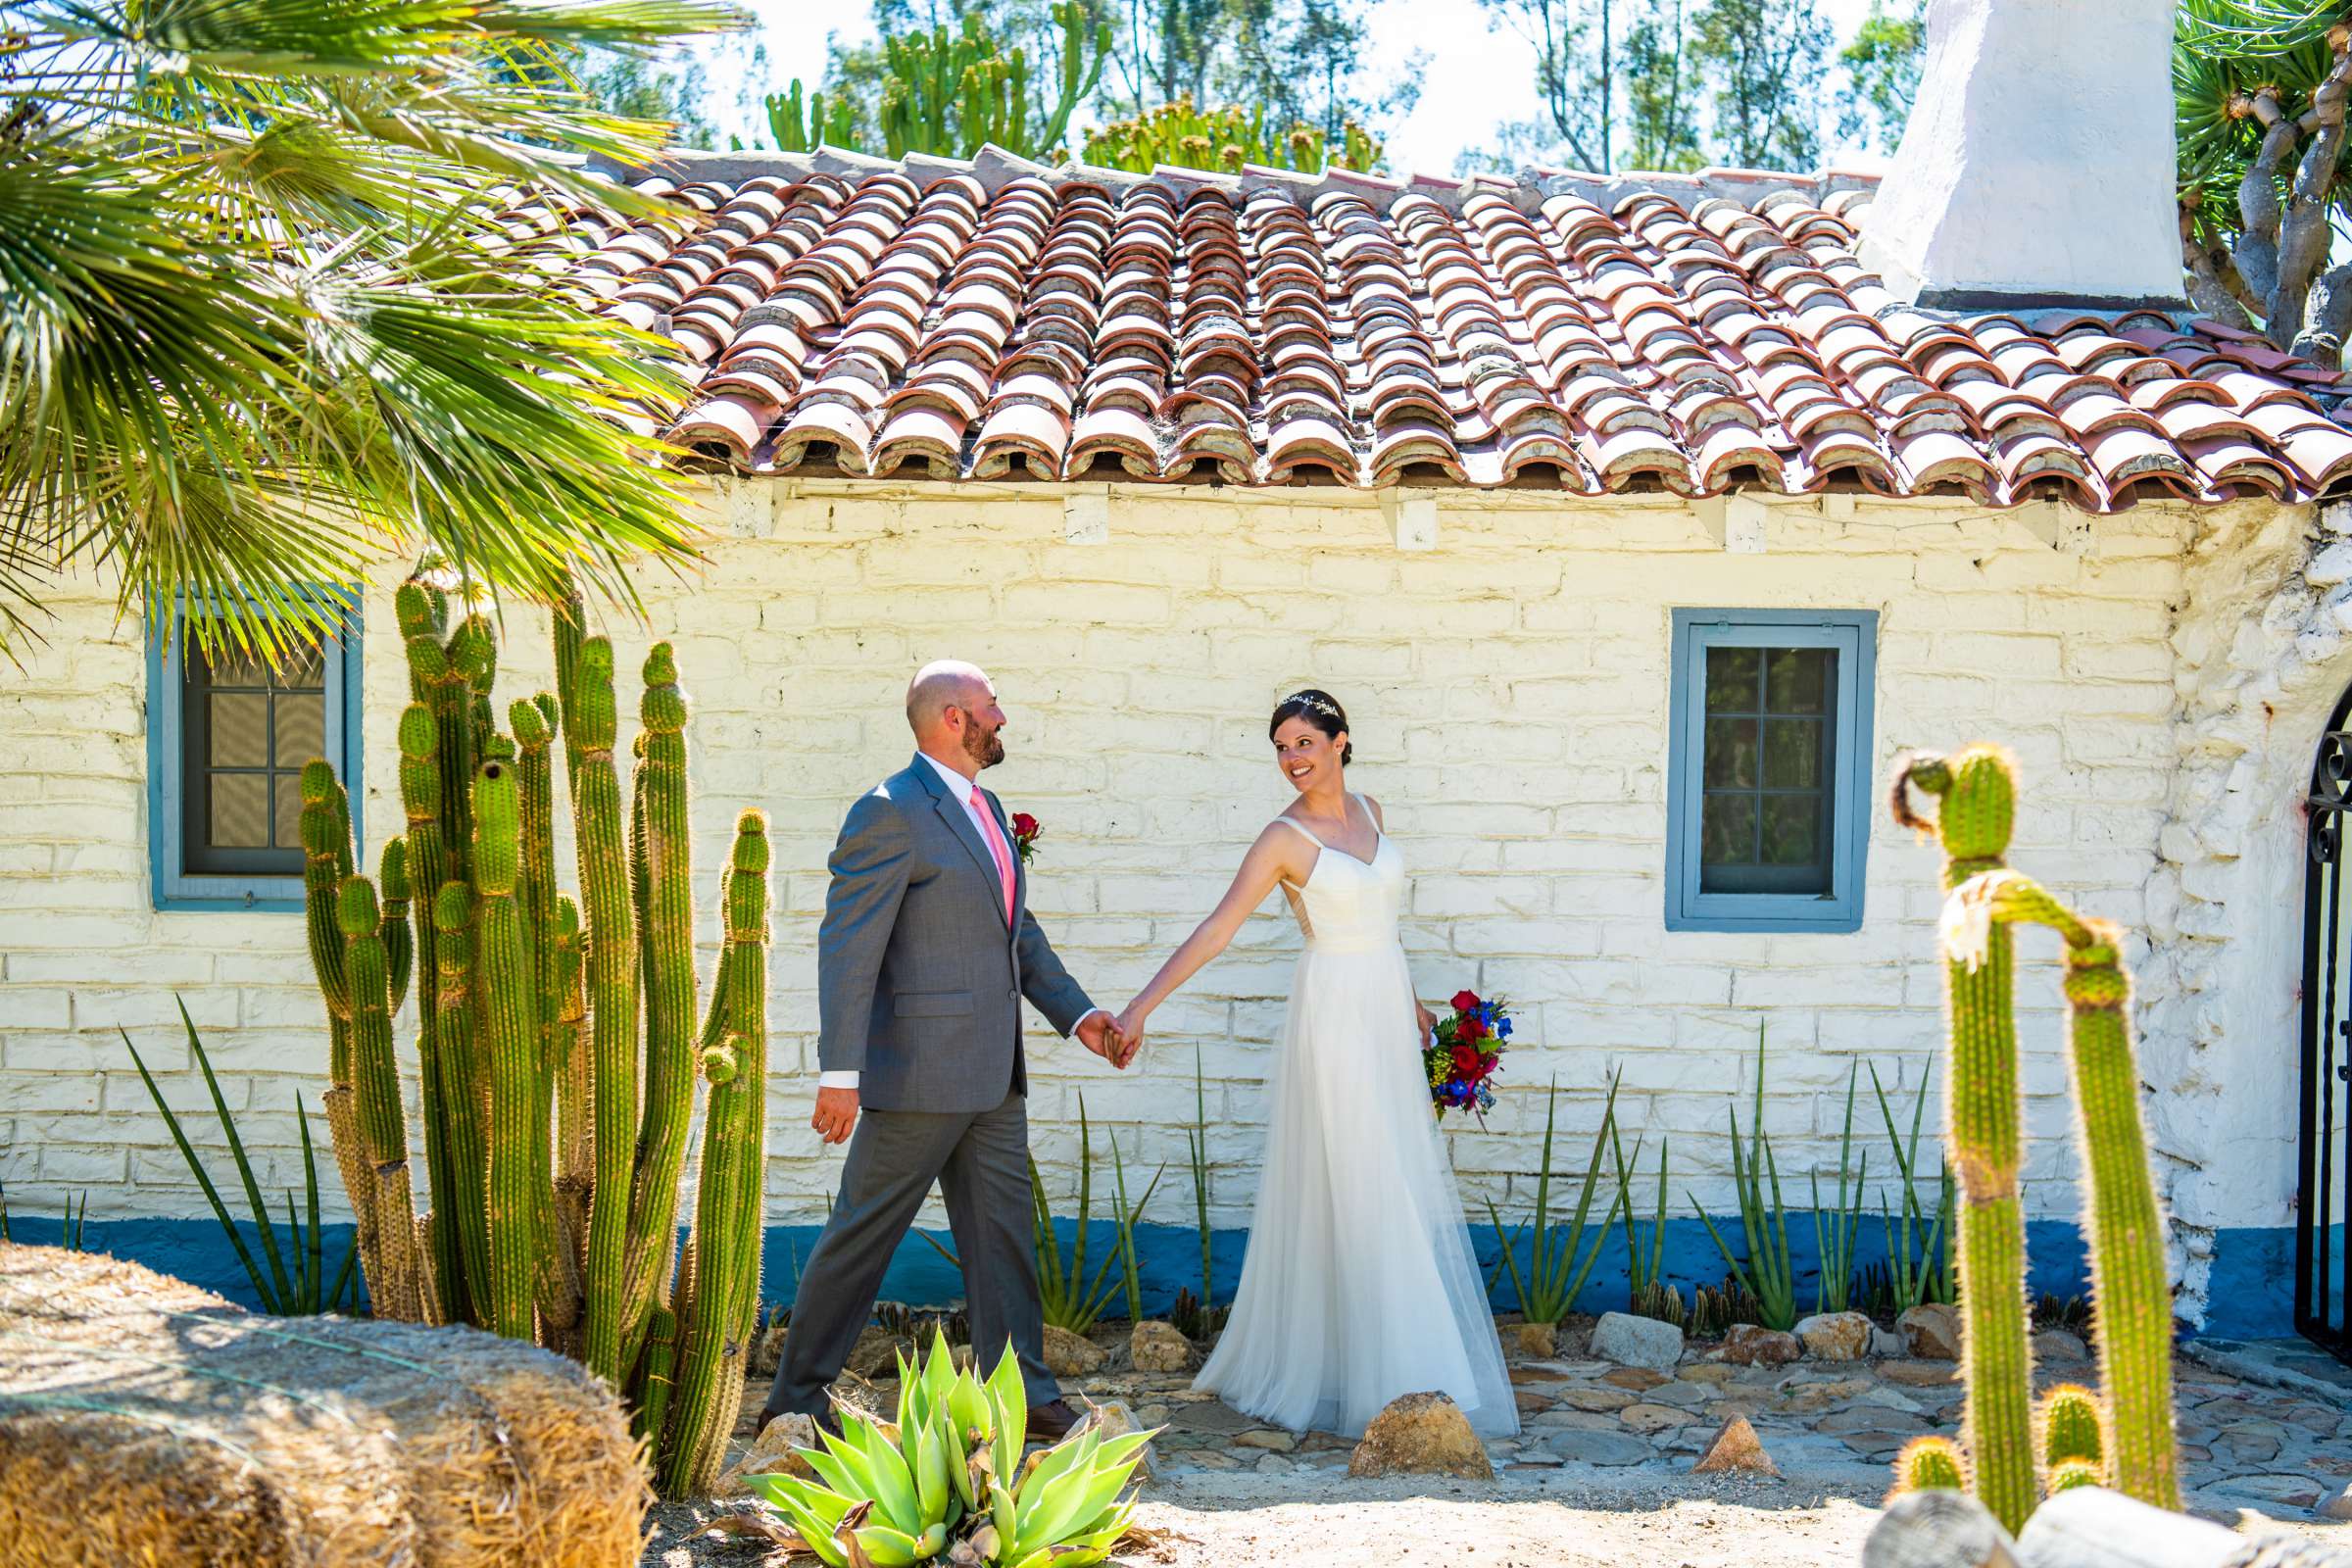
[659,810,771,1499]
[298,568,774,1494]
[1892,745,2182,1523]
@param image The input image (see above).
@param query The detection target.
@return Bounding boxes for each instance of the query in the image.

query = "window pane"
[1762,795,1824,870]
[1766,647,1829,713]
[273,774,305,849]
[1703,716,1758,788]
[210,773,270,848]
[201,644,269,688]
[1706,646,1759,711]
[1762,717,1823,788]
[278,643,326,690]
[1700,793,1756,866]
[209,693,269,767]
[273,689,325,768]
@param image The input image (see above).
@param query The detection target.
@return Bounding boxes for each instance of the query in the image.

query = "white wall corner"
[1695,493,1769,553]
[1379,489,1440,551]
[2018,502,2096,557]
[1062,488,1111,545]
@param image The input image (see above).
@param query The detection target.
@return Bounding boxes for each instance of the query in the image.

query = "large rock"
[1690,1414,1779,1476]
[1515,1321,1559,1359]
[1589,1310,1684,1371]
[846,1325,906,1379]
[1898,1302,1961,1360]
[1348,1392,1494,1480]
[2320,1482,2352,1522]
[2032,1328,2089,1364]
[1043,1324,1105,1378]
[1130,1320,1195,1373]
[715,1412,820,1496]
[1794,1311,1872,1362]
[1722,1324,1801,1366]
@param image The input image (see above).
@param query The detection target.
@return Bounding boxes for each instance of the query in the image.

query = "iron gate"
[2300,704,2352,1361]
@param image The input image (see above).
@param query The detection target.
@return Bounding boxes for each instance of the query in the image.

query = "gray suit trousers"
[762,1087,1056,1422]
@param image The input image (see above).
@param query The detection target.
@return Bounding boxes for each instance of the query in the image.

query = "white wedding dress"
[1192,801,1519,1438]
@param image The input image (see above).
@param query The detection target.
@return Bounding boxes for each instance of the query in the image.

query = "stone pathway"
[646,1314,2352,1565]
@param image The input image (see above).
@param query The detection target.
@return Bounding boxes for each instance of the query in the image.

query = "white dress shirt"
[817,753,1106,1092]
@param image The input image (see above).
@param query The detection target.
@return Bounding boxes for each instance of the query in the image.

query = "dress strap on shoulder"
[1272,816,1325,849]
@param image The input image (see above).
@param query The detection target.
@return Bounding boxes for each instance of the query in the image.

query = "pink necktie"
[971,784,1015,923]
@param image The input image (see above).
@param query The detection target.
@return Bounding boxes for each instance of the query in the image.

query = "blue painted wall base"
[50,1213,2333,1343]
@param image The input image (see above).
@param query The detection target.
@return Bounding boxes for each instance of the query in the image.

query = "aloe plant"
[749,1331,1149,1568]
[122,1001,359,1315]
[1103,1130,1166,1327]
[1869,1060,1952,1315]
[1029,1095,1126,1335]
[1180,1044,1226,1336]
[1811,1063,1868,1314]
[1610,1120,1680,1326]
[1486,1074,1624,1326]
[1690,1023,1797,1331]
[0,1186,93,1252]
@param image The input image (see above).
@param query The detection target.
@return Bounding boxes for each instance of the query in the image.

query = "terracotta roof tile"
[584,156,2352,507]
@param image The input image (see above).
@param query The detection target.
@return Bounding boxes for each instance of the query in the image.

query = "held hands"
[1110,1003,1150,1068]
[1076,1009,1139,1070]
[1415,999,1438,1050]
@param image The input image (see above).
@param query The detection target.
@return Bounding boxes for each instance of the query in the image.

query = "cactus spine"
[298,570,769,1494]
[1893,745,2182,1522]
[2039,1384,2104,1473]
[1891,1435,1968,1495]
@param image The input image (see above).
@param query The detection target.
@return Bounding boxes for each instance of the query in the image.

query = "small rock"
[1516,1320,1560,1358]
[1690,1414,1779,1476]
[1348,1392,1494,1480]
[1254,1452,1294,1473]
[1074,1398,1155,1476]
[1871,1327,1909,1358]
[2321,1482,2352,1521]
[1881,1360,1959,1388]
[1130,1319,1195,1373]
[1618,1402,1696,1434]
[750,1314,789,1378]
[1545,1428,1658,1466]
[1589,1310,1685,1371]
[1043,1323,1106,1378]
[1794,1311,1873,1362]
[1679,1363,1739,1386]
[1235,1427,1298,1452]
[2033,1328,2089,1364]
[846,1326,906,1379]
[1898,1302,1960,1360]
[1722,1324,1801,1367]
[1515,1390,1556,1415]
[2224,1474,2322,1509]
[1776,1377,1875,1412]
[715,1413,819,1496]
[1600,1366,1669,1392]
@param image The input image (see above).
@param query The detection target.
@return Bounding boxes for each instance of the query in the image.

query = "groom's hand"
[1076,1011,1126,1068]
[812,1085,858,1145]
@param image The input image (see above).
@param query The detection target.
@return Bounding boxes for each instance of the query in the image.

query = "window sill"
[1664,898,1864,935]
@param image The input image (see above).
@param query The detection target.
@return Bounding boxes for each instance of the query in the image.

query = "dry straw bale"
[0,1244,649,1568]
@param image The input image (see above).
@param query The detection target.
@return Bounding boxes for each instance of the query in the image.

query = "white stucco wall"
[0,481,2313,1321]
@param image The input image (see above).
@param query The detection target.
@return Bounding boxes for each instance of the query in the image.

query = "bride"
[1112,690,1517,1439]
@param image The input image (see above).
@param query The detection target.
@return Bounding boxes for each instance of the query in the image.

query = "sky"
[691,0,1893,176]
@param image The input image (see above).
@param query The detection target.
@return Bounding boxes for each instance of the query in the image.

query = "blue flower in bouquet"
[1496,1016,1512,1039]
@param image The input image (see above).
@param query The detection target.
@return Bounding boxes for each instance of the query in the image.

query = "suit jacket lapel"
[983,787,1027,933]
[915,755,1013,933]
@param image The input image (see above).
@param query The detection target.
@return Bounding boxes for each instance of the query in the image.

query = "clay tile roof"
[582,153,2352,508]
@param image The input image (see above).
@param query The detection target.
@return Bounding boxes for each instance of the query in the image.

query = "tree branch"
[2273,34,2352,346]
[2294,260,2352,368]
[2231,88,2294,310]
[2181,203,2261,329]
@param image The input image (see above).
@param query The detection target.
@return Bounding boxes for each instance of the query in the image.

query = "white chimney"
[1855,0,2183,310]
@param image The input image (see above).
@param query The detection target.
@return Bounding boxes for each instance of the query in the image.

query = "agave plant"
[747,1332,1150,1568]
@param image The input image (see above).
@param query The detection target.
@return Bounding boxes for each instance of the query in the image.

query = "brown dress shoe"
[1025,1397,1081,1444]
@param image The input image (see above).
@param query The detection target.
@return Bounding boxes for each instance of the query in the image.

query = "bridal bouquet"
[1426,989,1511,1121]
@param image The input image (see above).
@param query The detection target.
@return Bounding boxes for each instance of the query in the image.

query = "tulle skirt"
[1192,941,1519,1438]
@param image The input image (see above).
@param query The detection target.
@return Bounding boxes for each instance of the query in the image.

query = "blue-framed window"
[147,593,362,911]
[1665,609,1876,934]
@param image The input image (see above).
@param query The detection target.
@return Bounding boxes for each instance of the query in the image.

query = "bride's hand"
[1113,1002,1150,1066]
[1414,1000,1438,1048]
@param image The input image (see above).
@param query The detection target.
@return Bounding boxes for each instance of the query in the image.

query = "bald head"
[906,660,1007,772]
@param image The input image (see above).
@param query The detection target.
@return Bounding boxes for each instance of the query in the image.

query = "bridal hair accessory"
[1010,811,1042,863]
[1426,989,1511,1121]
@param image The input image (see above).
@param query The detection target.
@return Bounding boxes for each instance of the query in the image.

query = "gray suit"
[763,755,1097,1422]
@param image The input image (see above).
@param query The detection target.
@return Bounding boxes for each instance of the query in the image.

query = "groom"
[760,660,1133,1442]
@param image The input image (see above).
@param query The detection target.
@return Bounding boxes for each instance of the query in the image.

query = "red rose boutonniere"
[1009,812,1042,864]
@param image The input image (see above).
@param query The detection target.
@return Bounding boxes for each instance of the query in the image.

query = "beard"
[963,722,1005,769]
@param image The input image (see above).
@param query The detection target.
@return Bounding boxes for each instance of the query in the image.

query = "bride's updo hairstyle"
[1269,689,1352,764]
